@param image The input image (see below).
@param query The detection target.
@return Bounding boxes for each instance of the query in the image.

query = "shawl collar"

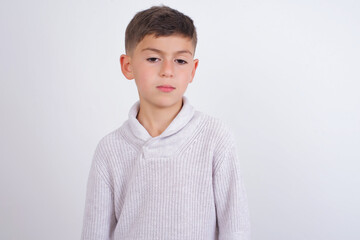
[128,96,194,141]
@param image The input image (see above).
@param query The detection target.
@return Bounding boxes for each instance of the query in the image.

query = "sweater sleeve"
[213,140,251,240]
[81,142,116,240]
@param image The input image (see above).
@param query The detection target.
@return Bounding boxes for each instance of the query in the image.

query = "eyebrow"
[141,47,193,56]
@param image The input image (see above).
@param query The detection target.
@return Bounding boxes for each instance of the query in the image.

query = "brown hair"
[125,5,197,54]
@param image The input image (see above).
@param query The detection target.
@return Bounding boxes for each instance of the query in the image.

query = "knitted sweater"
[81,96,251,240]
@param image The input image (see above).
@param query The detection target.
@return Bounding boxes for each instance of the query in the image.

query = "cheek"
[134,67,156,90]
[133,65,151,81]
[176,66,194,79]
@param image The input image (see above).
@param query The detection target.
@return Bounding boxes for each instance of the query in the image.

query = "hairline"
[126,33,197,57]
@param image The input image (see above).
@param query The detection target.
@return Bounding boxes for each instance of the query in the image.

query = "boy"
[81,5,250,240]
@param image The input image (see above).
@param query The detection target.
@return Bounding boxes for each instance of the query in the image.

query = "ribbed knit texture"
[81,96,251,240]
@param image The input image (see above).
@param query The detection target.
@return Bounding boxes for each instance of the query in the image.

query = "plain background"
[1,0,359,239]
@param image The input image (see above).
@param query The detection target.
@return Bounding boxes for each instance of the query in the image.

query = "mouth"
[156,85,175,92]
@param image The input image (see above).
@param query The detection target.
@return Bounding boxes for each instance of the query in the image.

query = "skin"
[120,34,199,137]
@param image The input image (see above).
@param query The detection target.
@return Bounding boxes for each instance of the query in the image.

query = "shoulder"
[195,112,241,176]
[195,110,236,153]
[92,126,126,165]
[96,127,122,150]
[195,110,234,138]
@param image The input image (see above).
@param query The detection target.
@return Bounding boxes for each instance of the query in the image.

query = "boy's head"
[125,5,197,56]
[120,5,199,110]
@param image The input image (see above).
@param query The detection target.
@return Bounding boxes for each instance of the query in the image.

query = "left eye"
[175,59,187,64]
[147,58,159,62]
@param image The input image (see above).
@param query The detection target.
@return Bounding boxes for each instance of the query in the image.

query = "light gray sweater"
[81,96,250,240]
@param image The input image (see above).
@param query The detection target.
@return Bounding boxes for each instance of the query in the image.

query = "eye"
[175,59,188,65]
[147,57,160,62]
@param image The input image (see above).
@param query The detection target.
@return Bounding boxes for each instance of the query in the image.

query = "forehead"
[133,34,195,56]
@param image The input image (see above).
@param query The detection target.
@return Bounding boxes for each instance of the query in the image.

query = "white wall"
[1,0,359,239]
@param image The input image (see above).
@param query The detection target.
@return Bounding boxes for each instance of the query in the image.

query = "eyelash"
[175,59,187,64]
[147,57,159,62]
[146,58,188,65]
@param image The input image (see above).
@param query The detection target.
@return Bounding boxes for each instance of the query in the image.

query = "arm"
[213,141,251,240]
[81,144,116,240]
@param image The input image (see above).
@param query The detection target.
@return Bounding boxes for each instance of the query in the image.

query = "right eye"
[147,57,160,62]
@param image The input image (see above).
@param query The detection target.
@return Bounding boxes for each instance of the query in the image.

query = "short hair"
[125,5,197,55]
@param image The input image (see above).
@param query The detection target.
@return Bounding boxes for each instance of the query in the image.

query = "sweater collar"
[127,96,195,142]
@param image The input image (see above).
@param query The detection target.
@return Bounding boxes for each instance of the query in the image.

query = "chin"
[155,96,182,109]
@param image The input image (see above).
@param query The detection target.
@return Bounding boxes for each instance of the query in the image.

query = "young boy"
[81,5,250,240]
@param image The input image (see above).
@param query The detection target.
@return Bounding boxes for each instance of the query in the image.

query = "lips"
[157,85,175,89]
[157,85,175,92]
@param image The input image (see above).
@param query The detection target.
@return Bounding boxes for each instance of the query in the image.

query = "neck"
[136,99,183,137]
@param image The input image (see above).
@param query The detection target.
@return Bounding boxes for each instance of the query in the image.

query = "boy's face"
[120,34,199,110]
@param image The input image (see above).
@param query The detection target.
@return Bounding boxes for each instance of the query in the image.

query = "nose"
[160,59,174,78]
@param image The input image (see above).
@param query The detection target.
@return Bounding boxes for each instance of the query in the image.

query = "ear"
[120,54,134,80]
[189,59,199,83]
